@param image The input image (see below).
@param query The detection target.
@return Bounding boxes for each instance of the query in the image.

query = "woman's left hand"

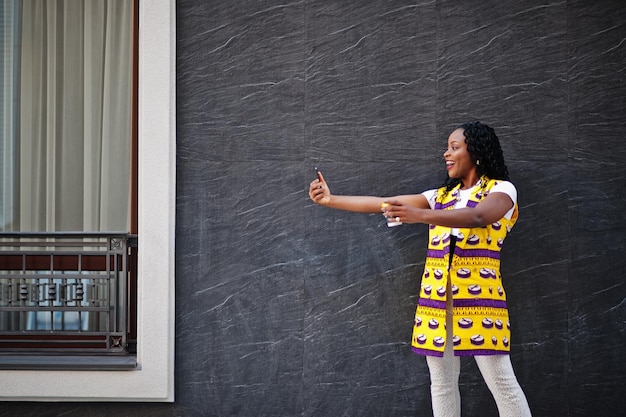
[381,199,424,224]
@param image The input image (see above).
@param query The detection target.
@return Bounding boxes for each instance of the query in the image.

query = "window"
[1,0,136,365]
[1,0,133,233]
[0,0,175,401]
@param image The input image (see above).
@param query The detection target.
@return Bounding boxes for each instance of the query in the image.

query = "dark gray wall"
[2,1,624,416]
[173,1,626,416]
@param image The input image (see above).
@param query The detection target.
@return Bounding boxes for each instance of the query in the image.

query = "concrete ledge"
[0,355,137,371]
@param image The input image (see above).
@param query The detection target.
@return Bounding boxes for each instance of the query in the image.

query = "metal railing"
[0,232,136,355]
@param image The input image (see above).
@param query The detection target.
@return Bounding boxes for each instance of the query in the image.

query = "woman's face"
[443,128,476,181]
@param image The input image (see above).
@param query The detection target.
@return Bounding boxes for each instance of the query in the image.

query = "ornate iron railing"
[0,232,136,355]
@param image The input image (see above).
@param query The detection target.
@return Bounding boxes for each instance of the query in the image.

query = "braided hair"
[443,121,510,193]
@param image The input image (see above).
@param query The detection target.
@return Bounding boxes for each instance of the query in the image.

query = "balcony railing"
[0,232,136,359]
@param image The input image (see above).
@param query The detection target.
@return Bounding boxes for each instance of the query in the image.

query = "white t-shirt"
[421,181,517,237]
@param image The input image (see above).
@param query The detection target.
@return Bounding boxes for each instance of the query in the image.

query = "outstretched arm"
[308,171,429,214]
[382,191,514,228]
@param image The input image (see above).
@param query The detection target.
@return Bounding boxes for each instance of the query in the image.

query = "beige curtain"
[1,0,19,231]
[17,0,131,232]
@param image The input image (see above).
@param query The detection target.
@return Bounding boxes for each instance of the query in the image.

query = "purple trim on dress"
[466,200,479,208]
[435,200,456,210]
[454,349,509,357]
[453,298,508,309]
[454,247,500,259]
[427,244,500,260]
[418,298,447,309]
[426,248,449,258]
[412,347,444,357]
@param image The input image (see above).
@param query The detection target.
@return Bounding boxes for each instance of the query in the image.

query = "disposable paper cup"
[381,203,402,227]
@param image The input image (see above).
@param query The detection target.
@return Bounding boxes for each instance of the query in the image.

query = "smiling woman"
[308,121,532,417]
[442,121,510,194]
[444,128,477,182]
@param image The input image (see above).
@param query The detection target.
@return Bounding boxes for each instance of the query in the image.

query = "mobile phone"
[314,166,322,181]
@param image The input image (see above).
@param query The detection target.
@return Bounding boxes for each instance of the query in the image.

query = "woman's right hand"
[309,171,331,206]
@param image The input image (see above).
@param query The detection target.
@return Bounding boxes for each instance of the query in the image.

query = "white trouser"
[425,296,532,417]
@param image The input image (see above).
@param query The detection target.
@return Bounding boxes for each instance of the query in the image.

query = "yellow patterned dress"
[411,177,518,357]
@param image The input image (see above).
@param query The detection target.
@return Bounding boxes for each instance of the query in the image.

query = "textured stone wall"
[173,1,625,416]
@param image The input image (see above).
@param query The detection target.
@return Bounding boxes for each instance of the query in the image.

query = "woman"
[308,121,531,417]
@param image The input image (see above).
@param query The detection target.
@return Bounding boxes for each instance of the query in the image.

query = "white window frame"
[0,0,176,402]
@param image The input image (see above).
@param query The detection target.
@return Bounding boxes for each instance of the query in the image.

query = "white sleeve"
[421,189,438,209]
[491,181,517,219]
